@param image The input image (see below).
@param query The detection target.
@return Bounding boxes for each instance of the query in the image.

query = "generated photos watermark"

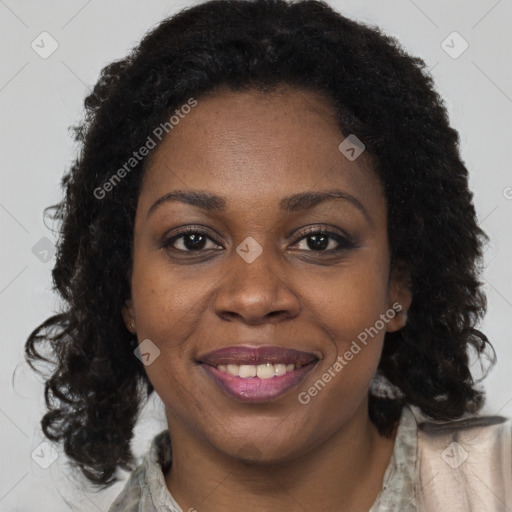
[298,302,403,405]
[94,97,198,200]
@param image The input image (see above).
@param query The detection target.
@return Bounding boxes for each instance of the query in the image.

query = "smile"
[197,345,319,402]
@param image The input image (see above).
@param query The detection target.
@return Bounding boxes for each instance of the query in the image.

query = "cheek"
[299,253,389,411]
[131,245,212,337]
[130,261,204,412]
[129,255,203,384]
[296,266,388,429]
[304,253,390,350]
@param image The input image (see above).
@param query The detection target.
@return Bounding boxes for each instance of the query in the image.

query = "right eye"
[161,228,223,252]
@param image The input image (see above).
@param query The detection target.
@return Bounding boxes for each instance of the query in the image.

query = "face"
[123,86,411,463]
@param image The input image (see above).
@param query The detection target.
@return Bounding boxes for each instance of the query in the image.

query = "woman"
[25,0,511,510]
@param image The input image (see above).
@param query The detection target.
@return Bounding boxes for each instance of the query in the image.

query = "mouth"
[197,345,320,402]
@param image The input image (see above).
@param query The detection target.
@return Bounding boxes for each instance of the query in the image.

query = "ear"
[122,298,136,333]
[386,262,412,333]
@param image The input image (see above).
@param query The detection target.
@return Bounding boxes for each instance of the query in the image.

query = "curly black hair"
[25,0,495,488]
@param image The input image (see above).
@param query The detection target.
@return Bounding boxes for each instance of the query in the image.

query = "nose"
[214,243,301,325]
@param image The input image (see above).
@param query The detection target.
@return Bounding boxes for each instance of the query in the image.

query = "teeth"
[226,364,239,376]
[257,363,275,379]
[274,364,287,376]
[239,365,257,378]
[216,362,299,378]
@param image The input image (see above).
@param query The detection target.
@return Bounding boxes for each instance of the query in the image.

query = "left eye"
[292,230,347,252]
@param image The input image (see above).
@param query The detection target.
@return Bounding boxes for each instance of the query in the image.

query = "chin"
[207,426,312,466]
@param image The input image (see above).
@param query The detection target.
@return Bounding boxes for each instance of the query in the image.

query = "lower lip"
[200,362,317,402]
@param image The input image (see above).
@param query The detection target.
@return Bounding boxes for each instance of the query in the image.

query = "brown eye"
[162,228,222,252]
[292,228,357,253]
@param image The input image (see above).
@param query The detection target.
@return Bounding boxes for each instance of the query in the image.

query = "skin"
[122,85,412,512]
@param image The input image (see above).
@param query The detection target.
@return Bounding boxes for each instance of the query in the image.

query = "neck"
[164,401,399,512]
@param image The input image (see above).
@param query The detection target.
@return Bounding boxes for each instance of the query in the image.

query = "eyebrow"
[146,189,372,224]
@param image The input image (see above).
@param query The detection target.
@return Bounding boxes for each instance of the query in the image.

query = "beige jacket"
[416,413,511,511]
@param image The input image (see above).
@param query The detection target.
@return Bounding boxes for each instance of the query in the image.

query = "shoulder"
[415,413,512,511]
[417,413,511,463]
[108,463,147,512]
[108,429,173,512]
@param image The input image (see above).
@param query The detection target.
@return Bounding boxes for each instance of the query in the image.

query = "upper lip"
[197,345,319,366]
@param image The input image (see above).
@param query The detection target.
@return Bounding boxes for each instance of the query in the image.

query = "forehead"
[138,86,383,217]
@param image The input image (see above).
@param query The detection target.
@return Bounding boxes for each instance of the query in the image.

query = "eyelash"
[161,226,357,255]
